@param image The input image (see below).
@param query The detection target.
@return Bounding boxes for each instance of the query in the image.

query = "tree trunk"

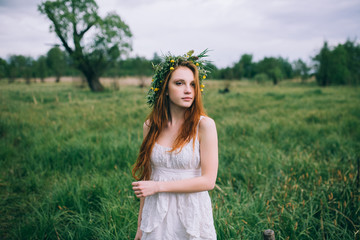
[263,229,275,240]
[86,75,104,92]
[55,75,60,83]
[273,78,278,85]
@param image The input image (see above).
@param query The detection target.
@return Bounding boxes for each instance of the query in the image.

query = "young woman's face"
[167,66,196,109]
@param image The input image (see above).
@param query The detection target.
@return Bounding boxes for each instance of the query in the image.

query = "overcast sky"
[0,0,359,67]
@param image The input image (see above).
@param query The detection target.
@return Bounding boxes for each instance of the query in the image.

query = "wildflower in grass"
[170,67,174,70]
[328,192,333,200]
[317,176,322,185]
[294,222,298,231]
[203,75,206,79]
[170,59,175,63]
[154,88,159,92]
[152,79,154,82]
[201,84,205,88]
[196,63,199,66]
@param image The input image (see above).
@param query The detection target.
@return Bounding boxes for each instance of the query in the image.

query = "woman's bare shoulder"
[199,116,216,129]
[199,116,217,140]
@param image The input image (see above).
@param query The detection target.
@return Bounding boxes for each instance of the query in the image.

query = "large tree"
[313,40,360,86]
[47,46,66,83]
[7,55,34,84]
[232,54,254,79]
[39,0,132,91]
[35,55,49,83]
[256,57,284,85]
[313,41,332,86]
[293,59,310,82]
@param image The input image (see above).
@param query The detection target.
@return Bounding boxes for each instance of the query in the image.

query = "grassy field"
[0,80,359,239]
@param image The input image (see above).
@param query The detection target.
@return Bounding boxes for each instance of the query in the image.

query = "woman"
[132,50,218,240]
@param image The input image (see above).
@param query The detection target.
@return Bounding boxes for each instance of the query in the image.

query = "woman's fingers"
[132,181,143,198]
[132,181,157,198]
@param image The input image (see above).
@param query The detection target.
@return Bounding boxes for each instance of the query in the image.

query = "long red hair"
[132,61,206,180]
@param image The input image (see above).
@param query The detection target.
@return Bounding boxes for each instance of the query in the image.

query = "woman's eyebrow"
[173,78,195,82]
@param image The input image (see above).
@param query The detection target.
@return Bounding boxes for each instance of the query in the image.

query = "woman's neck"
[168,103,187,127]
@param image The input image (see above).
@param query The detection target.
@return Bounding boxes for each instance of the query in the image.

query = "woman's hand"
[132,181,160,198]
[134,228,142,240]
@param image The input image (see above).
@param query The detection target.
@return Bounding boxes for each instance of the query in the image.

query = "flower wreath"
[147,49,211,107]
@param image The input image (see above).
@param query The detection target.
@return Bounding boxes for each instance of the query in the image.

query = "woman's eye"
[176,82,182,85]
[191,83,195,87]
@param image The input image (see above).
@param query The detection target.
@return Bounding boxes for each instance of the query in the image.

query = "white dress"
[140,116,217,240]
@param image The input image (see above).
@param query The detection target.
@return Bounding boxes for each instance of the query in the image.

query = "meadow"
[0,80,359,239]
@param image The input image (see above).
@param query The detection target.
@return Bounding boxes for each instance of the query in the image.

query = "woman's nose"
[184,84,192,93]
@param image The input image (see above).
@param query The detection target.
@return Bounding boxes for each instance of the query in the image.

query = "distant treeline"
[210,39,360,86]
[0,40,359,86]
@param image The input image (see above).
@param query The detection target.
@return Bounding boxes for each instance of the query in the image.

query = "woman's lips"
[182,97,192,101]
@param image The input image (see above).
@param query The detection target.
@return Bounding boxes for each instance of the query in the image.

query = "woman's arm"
[134,197,144,240]
[134,121,150,239]
[132,117,218,197]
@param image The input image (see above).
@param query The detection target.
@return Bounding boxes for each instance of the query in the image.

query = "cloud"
[0,0,359,67]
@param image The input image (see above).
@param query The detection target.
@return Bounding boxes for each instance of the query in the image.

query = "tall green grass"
[0,81,359,239]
